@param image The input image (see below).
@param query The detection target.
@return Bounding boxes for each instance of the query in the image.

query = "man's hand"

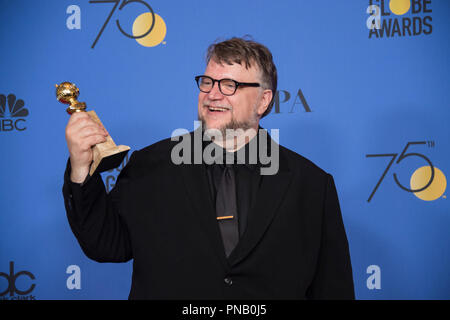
[65,112,109,183]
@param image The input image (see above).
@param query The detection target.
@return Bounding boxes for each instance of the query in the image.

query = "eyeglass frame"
[195,75,261,96]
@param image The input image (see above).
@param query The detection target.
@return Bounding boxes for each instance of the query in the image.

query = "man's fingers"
[67,111,90,126]
[66,120,108,139]
[76,125,108,139]
[67,113,107,134]
[80,135,107,151]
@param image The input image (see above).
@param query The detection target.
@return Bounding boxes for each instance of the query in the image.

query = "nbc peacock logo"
[0,94,29,132]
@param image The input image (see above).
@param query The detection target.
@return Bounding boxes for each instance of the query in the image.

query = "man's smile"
[203,102,232,116]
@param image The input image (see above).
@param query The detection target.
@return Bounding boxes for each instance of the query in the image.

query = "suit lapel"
[179,131,229,270]
[228,141,292,267]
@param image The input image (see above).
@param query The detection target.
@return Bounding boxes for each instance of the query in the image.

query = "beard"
[198,115,257,137]
[198,102,259,138]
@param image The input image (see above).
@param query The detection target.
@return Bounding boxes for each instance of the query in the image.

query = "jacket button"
[224,277,233,286]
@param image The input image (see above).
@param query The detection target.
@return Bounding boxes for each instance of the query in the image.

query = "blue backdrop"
[1,0,449,300]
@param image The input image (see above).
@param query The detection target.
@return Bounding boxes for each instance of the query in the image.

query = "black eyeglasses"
[195,75,260,96]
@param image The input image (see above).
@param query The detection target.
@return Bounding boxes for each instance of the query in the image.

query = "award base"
[87,110,130,175]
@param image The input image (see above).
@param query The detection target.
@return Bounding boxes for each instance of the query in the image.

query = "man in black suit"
[63,37,355,299]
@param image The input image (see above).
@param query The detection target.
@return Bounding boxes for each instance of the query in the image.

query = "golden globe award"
[55,82,130,176]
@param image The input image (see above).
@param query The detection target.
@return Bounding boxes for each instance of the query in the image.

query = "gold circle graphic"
[410,166,447,201]
[133,12,166,47]
[389,0,411,15]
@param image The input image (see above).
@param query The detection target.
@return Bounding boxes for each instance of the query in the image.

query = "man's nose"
[208,81,223,99]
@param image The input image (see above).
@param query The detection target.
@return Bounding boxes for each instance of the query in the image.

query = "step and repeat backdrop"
[1,0,449,300]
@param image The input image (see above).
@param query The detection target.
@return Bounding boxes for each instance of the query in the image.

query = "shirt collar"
[202,130,261,171]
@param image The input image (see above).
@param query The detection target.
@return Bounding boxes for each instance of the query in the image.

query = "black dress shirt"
[204,136,262,240]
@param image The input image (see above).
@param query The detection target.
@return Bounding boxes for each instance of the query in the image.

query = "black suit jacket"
[62,130,354,300]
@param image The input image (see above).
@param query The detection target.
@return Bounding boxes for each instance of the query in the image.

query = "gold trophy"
[56,82,130,176]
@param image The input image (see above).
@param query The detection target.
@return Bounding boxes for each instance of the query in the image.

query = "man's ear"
[257,89,273,116]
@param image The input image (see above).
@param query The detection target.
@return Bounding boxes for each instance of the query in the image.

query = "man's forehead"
[208,55,259,69]
[205,58,261,78]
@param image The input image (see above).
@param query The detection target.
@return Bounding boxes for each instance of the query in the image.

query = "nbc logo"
[0,94,29,132]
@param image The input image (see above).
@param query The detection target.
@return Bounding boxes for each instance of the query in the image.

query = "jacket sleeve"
[62,152,136,263]
[307,174,355,299]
